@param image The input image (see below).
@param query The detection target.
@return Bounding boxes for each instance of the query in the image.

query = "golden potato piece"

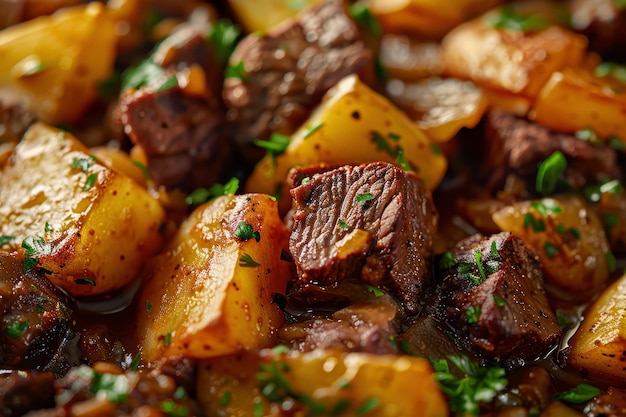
[228,0,322,32]
[197,348,448,417]
[0,3,116,124]
[492,195,611,302]
[0,123,166,297]
[379,36,444,82]
[246,74,447,213]
[569,272,626,385]
[134,194,294,361]
[529,67,626,143]
[442,10,587,100]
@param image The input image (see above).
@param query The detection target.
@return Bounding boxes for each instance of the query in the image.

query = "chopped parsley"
[432,355,508,415]
[254,132,290,157]
[473,250,488,282]
[524,213,546,232]
[164,332,172,347]
[239,253,261,267]
[155,74,178,92]
[395,148,413,172]
[208,20,242,65]
[466,305,481,324]
[23,257,38,272]
[608,136,626,150]
[431,143,442,156]
[160,399,189,417]
[536,151,567,195]
[300,177,310,185]
[355,193,374,205]
[185,177,239,205]
[5,320,29,338]
[89,371,129,404]
[130,352,141,370]
[606,252,617,273]
[234,221,260,242]
[355,397,379,415]
[617,0,626,10]
[530,200,563,216]
[594,61,626,83]
[132,160,152,181]
[554,384,601,404]
[338,219,350,230]
[225,60,249,81]
[121,59,167,91]
[438,252,458,270]
[348,4,382,37]
[365,284,384,297]
[302,121,324,139]
[71,155,96,173]
[543,241,559,259]
[83,173,98,191]
[370,131,413,170]
[486,5,549,31]
[493,295,506,307]
[44,222,52,233]
[218,390,232,406]
[0,235,15,246]
[583,178,624,203]
[601,213,619,237]
[74,278,96,286]
[145,300,152,312]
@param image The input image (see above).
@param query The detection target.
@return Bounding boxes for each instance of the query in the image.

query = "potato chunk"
[529,68,626,143]
[228,0,322,32]
[0,3,116,124]
[569,272,626,385]
[134,194,294,361]
[0,123,166,297]
[246,74,447,213]
[197,348,448,417]
[442,10,586,100]
[492,195,611,302]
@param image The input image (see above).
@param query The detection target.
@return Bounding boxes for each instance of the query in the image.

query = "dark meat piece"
[0,370,55,417]
[483,109,622,193]
[279,302,399,353]
[289,161,438,314]
[0,253,78,372]
[570,0,626,61]
[0,94,37,143]
[431,232,561,360]
[585,387,626,417]
[223,0,372,160]
[0,1,23,29]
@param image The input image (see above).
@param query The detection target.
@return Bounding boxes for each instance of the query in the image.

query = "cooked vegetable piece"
[134,194,294,361]
[0,123,166,296]
[0,3,116,124]
[529,67,626,144]
[246,74,447,212]
[227,0,322,32]
[492,195,611,302]
[197,348,448,417]
[379,36,444,81]
[442,9,587,100]
[569,272,626,384]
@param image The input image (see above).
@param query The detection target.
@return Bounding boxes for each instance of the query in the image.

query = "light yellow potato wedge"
[529,68,626,143]
[197,348,448,417]
[228,0,322,32]
[246,74,447,213]
[367,0,503,39]
[90,146,149,188]
[380,36,444,82]
[442,11,587,100]
[0,123,166,296]
[569,272,626,384]
[0,3,116,124]
[134,194,294,361]
[492,195,611,302]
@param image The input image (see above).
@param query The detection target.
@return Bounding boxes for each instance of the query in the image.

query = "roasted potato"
[569,271,626,385]
[197,348,448,417]
[442,8,587,101]
[529,67,626,143]
[492,194,611,302]
[245,74,447,213]
[228,0,322,32]
[0,3,116,124]
[133,194,294,361]
[0,123,166,297]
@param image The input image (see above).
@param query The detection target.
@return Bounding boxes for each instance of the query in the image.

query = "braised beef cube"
[223,0,372,160]
[279,302,399,354]
[0,253,75,370]
[289,161,438,314]
[570,0,626,61]
[119,87,229,190]
[483,109,621,193]
[0,370,55,416]
[432,232,561,359]
[585,386,626,417]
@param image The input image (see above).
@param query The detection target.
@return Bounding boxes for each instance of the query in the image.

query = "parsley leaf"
[72,155,96,173]
[209,20,242,65]
[0,235,15,246]
[356,193,374,205]
[234,221,260,242]
[543,241,559,259]
[466,305,481,324]
[185,178,239,205]
[75,278,96,286]
[554,384,600,404]
[365,284,384,297]
[338,219,350,230]
[89,371,129,404]
[5,320,29,338]
[438,252,458,269]
[83,173,98,191]
[536,151,567,195]
[239,253,260,267]
[225,60,249,81]
[254,132,290,157]
[349,4,382,37]
[121,59,164,91]
[302,121,324,139]
[355,397,379,415]
[493,295,506,307]
[486,5,549,31]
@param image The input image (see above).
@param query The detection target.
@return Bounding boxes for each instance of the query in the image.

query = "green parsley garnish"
[431,143,442,156]
[234,221,260,242]
[225,60,249,81]
[536,151,567,195]
[209,20,242,65]
[543,241,559,259]
[218,390,232,406]
[23,257,38,272]
[574,128,601,144]
[601,213,619,237]
[253,398,263,417]
[356,193,374,205]
[530,200,563,216]
[71,155,96,173]
[466,305,481,324]
[617,0,626,10]
[554,383,601,404]
[395,148,413,171]
[300,177,310,185]
[0,235,15,246]
[583,178,624,203]
[74,278,96,286]
[160,399,189,417]
[239,253,261,267]
[302,121,324,139]
[130,352,141,370]
[338,219,350,230]
[355,397,380,415]
[89,371,129,404]
[438,252,458,269]
[365,284,384,297]
[473,250,488,282]
[155,74,178,92]
[145,300,152,312]
[594,61,626,83]
[348,4,382,37]
[606,252,617,272]
[486,5,549,31]
[121,59,165,91]
[493,295,506,307]
[254,132,290,157]
[83,173,98,190]
[5,320,29,338]
[432,355,508,415]
[185,177,239,205]
[608,136,626,150]
[132,160,152,181]
[523,213,546,232]
[164,332,172,347]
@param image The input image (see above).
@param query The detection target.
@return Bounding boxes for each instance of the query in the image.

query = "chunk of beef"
[0,94,37,143]
[431,232,561,360]
[289,162,438,314]
[585,387,626,417]
[0,370,55,416]
[0,253,79,372]
[279,302,399,354]
[223,0,372,160]
[570,0,626,61]
[483,109,622,193]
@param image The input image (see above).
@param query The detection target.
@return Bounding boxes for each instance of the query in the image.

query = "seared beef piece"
[0,370,55,416]
[0,253,78,371]
[289,162,438,314]
[431,232,561,360]
[483,109,622,193]
[119,87,229,190]
[585,387,626,417]
[279,302,399,353]
[0,95,37,143]
[223,0,372,160]
[570,0,626,61]
[0,1,23,29]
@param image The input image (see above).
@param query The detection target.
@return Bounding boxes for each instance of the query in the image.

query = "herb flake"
[234,221,260,242]
[239,253,261,267]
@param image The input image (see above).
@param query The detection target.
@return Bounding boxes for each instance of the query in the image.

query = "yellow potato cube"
[228,0,322,32]
[133,194,294,361]
[0,123,166,297]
